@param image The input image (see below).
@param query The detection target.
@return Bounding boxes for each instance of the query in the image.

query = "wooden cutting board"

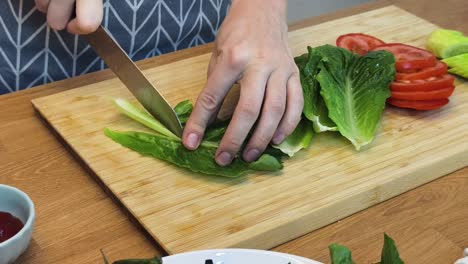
[32,6,468,254]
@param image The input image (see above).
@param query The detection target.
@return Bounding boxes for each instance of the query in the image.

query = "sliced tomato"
[337,33,385,56]
[396,61,448,81]
[372,43,437,72]
[391,74,455,92]
[387,98,449,110]
[391,85,454,101]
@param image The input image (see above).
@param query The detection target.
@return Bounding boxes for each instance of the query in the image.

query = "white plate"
[162,249,323,264]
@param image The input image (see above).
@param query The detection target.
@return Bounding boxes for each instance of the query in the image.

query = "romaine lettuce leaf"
[272,118,314,157]
[105,129,282,177]
[296,49,337,132]
[174,99,193,124]
[313,45,395,150]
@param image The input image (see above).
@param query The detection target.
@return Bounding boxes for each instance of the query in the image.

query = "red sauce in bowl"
[0,211,24,243]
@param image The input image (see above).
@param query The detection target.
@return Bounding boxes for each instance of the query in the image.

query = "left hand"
[182,0,303,165]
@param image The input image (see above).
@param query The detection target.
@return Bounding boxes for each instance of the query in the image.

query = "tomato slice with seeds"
[336,33,385,56]
[391,86,455,101]
[396,61,448,81]
[390,74,455,92]
[387,98,449,110]
[372,43,437,72]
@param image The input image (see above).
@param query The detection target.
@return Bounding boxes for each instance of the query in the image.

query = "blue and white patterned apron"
[0,0,230,94]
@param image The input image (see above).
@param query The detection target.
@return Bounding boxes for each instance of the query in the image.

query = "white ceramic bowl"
[162,248,323,264]
[0,184,35,264]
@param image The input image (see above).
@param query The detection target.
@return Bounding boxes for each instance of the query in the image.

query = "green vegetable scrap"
[426,29,468,59]
[329,233,404,264]
[298,45,395,150]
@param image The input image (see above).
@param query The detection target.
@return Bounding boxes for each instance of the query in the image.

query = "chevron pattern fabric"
[0,0,230,94]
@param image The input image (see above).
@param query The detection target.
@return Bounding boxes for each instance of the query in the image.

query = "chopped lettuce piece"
[313,45,395,150]
[427,29,468,58]
[173,99,193,124]
[105,129,282,177]
[273,118,314,157]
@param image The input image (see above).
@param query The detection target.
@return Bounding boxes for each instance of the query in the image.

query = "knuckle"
[222,45,249,70]
[224,137,243,151]
[76,17,101,34]
[269,99,286,116]
[197,92,220,112]
[253,134,271,148]
[47,17,66,30]
[239,103,260,120]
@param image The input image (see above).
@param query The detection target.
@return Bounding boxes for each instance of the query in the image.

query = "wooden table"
[1,0,467,263]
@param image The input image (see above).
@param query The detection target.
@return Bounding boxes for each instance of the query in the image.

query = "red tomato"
[387,98,449,110]
[391,86,454,101]
[390,74,455,92]
[336,33,385,56]
[396,61,448,81]
[372,43,437,72]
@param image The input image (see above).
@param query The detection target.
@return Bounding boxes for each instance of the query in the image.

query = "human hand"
[35,0,103,34]
[183,0,303,166]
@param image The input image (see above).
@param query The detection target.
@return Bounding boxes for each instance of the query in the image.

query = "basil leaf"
[314,45,395,150]
[379,233,404,264]
[329,244,356,264]
[104,129,282,177]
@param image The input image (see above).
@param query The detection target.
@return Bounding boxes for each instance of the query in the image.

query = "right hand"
[35,0,103,34]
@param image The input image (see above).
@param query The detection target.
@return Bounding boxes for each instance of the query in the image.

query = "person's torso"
[0,0,230,94]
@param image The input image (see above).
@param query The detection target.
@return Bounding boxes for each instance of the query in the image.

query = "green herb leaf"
[329,244,356,264]
[296,49,337,132]
[379,233,404,264]
[113,257,162,264]
[104,129,282,177]
[314,45,395,150]
[174,100,193,124]
[113,99,178,140]
[272,118,314,157]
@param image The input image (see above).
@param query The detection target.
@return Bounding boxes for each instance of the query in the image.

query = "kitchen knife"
[83,26,183,137]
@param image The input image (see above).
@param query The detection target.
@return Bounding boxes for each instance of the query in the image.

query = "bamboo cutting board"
[32,6,468,254]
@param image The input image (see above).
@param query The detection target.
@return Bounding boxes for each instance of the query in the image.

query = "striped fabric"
[0,0,230,94]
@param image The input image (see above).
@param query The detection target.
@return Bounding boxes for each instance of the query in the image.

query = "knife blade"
[83,26,183,137]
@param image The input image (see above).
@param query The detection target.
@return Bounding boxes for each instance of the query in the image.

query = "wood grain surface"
[1,0,467,263]
[31,5,468,256]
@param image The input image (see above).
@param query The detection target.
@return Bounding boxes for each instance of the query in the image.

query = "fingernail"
[216,152,233,166]
[244,149,260,162]
[272,132,286,145]
[185,133,200,149]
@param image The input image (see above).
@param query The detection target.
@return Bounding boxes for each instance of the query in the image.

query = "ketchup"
[0,211,24,243]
